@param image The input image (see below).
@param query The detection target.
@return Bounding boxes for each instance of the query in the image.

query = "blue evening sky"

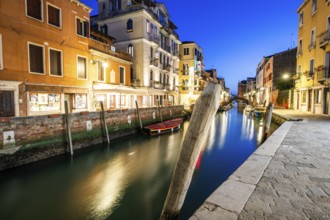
[80,0,302,94]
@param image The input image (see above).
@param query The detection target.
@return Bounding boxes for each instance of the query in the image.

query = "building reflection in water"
[241,111,255,141]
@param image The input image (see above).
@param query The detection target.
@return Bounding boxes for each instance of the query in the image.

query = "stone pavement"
[191,109,330,220]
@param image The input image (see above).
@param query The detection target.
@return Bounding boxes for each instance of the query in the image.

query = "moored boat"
[144,118,184,135]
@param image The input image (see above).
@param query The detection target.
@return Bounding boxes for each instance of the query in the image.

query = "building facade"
[295,0,330,115]
[92,0,181,107]
[0,0,132,117]
[178,41,204,108]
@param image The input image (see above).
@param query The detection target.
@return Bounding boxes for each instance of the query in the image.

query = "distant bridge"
[229,96,250,104]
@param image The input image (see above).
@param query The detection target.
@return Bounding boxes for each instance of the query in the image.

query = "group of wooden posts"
[64,99,166,156]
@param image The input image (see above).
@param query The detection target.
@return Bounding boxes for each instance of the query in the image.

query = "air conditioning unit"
[110,46,116,52]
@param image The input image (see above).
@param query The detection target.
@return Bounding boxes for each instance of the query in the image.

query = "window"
[73,94,87,109]
[77,56,87,79]
[298,39,303,55]
[150,70,153,81]
[97,61,106,81]
[128,44,134,57]
[28,42,45,74]
[29,93,61,112]
[314,89,321,104]
[26,0,43,21]
[310,59,314,74]
[110,0,121,12]
[297,64,302,75]
[184,48,189,55]
[49,48,62,76]
[0,34,3,70]
[309,28,316,49]
[312,0,317,14]
[299,12,304,27]
[127,19,133,33]
[100,24,108,35]
[146,20,150,33]
[76,17,89,37]
[47,3,61,28]
[119,67,125,84]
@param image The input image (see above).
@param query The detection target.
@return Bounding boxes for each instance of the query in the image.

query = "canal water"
[0,104,276,220]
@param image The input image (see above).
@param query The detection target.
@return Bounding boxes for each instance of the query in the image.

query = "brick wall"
[0,105,184,170]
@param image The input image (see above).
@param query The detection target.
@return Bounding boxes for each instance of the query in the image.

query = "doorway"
[308,90,312,112]
[0,91,15,117]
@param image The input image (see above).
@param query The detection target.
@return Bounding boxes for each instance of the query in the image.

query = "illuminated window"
[26,0,43,21]
[77,56,87,79]
[49,48,62,76]
[28,42,45,74]
[128,44,134,57]
[146,19,150,33]
[127,19,133,32]
[74,94,87,109]
[47,3,61,28]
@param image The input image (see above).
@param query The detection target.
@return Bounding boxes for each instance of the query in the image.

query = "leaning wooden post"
[160,83,220,220]
[262,102,274,141]
[157,100,163,122]
[100,101,110,145]
[135,100,143,130]
[64,101,73,155]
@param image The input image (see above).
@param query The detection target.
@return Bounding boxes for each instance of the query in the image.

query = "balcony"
[165,84,171,90]
[150,59,159,67]
[319,30,330,49]
[149,34,159,45]
[153,82,164,90]
[317,67,329,83]
[303,71,314,79]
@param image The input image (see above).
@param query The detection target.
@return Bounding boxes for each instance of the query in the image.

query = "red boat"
[144,118,184,135]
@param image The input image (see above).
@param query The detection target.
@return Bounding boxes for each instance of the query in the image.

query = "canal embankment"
[190,109,330,219]
[0,105,184,171]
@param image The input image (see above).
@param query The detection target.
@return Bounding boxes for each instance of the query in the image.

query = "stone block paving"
[191,110,330,220]
[239,112,330,220]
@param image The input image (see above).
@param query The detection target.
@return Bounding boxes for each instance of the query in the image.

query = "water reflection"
[241,111,255,141]
[0,104,277,220]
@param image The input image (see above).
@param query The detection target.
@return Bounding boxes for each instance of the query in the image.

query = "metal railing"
[317,67,329,81]
[319,30,330,47]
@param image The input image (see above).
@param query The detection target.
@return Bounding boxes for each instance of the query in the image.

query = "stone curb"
[190,121,294,219]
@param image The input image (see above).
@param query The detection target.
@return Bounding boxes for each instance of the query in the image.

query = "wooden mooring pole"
[64,101,73,155]
[157,100,162,122]
[135,100,143,131]
[262,102,274,142]
[100,101,110,145]
[160,83,220,220]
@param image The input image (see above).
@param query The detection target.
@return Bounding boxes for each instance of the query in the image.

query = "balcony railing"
[303,71,314,79]
[150,59,159,67]
[149,34,159,45]
[319,30,330,49]
[317,67,329,81]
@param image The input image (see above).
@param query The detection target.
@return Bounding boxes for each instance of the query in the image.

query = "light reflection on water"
[0,104,277,220]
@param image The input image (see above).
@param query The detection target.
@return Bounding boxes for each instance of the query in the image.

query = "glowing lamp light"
[282,73,290,79]
[102,62,109,68]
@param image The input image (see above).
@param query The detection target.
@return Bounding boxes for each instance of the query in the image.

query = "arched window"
[127,19,133,32]
[128,44,134,57]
